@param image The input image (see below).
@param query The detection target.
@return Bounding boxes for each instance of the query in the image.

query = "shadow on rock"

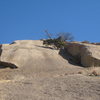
[0,44,2,56]
[59,49,82,66]
[0,62,18,69]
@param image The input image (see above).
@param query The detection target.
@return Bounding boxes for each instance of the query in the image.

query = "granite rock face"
[0,40,69,71]
[0,40,100,100]
[1,40,100,68]
[65,42,100,67]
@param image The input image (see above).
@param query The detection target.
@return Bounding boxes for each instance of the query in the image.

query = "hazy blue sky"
[0,0,100,43]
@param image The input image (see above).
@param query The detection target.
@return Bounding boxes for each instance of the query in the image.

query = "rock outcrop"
[0,40,100,100]
[1,40,100,68]
[65,42,100,67]
[0,40,70,72]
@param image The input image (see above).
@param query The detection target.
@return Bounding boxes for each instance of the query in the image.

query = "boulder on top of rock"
[65,42,100,67]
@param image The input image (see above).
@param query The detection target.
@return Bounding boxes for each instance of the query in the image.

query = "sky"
[0,0,100,44]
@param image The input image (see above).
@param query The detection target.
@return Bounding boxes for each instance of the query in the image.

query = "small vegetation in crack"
[42,30,74,50]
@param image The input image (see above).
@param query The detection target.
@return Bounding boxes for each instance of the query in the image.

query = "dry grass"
[86,67,100,76]
[77,67,100,76]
